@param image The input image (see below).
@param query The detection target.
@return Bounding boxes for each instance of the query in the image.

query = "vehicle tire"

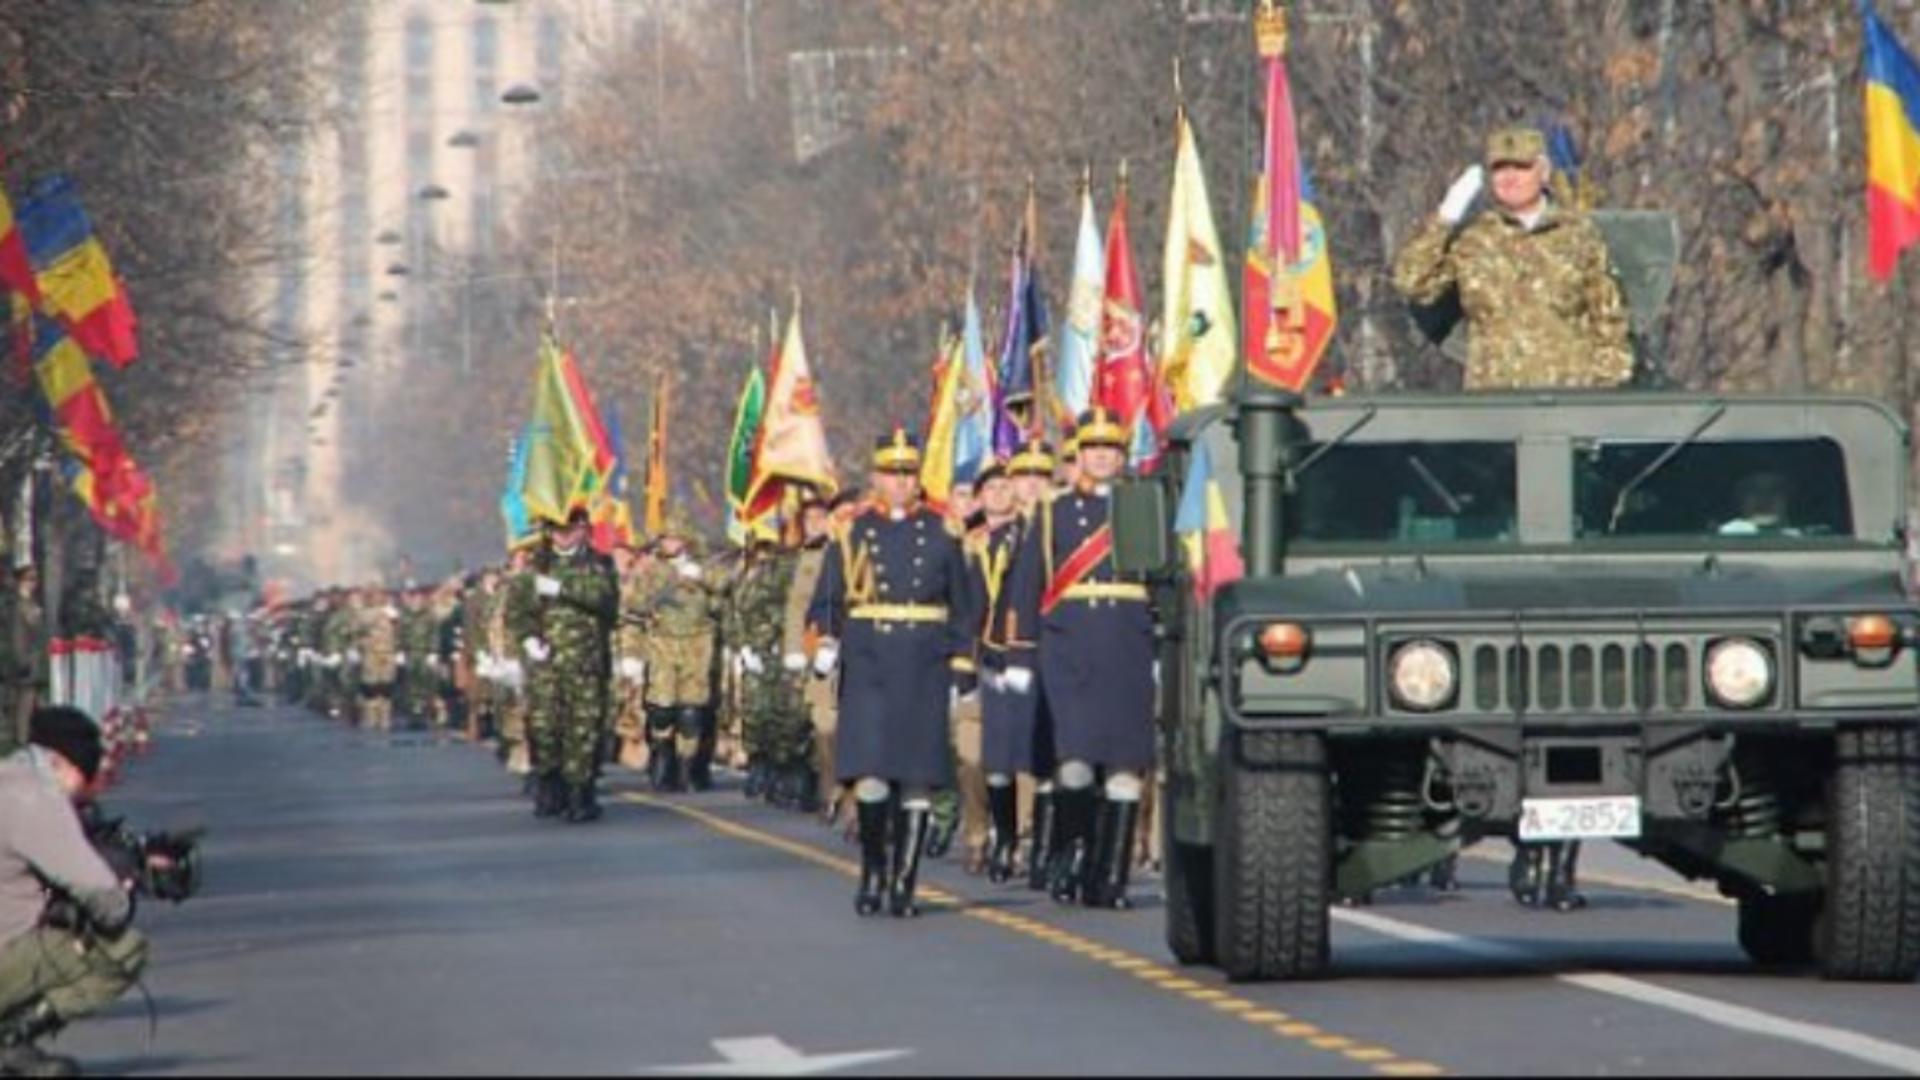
[1213,730,1331,981]
[1737,893,1817,969]
[1819,725,1920,982]
[1163,795,1215,965]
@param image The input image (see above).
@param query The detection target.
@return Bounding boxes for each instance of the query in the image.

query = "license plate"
[1518,796,1642,842]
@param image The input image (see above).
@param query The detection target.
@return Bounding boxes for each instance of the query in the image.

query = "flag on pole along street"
[1161,106,1238,414]
[1094,167,1157,466]
[590,408,636,553]
[16,175,137,368]
[743,299,837,524]
[1173,437,1244,600]
[920,328,964,513]
[1054,174,1103,434]
[0,157,41,310]
[1865,0,1920,281]
[993,186,1051,459]
[1242,2,1337,393]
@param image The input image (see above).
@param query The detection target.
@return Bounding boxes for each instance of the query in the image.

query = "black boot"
[793,766,820,815]
[1086,798,1139,910]
[533,772,564,819]
[854,799,890,916]
[1546,841,1586,912]
[987,784,1019,884]
[566,781,603,823]
[0,1001,77,1079]
[1025,788,1055,891]
[648,736,681,793]
[1509,843,1546,907]
[687,707,716,791]
[890,802,932,918]
[1428,853,1461,892]
[743,758,767,800]
[1048,786,1096,905]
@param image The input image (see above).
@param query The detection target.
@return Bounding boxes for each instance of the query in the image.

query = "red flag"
[1095,178,1151,443]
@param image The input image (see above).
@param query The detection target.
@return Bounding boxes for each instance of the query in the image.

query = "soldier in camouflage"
[728,527,811,808]
[635,510,723,793]
[356,589,400,733]
[525,511,617,823]
[495,547,539,779]
[1392,125,1633,390]
[398,589,438,725]
[610,544,651,768]
[320,591,362,722]
[784,490,841,825]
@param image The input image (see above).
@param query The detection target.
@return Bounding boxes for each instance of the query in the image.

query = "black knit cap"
[29,706,103,782]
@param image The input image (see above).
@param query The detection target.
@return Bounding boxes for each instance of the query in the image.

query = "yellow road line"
[619,792,1447,1077]
[1460,848,1733,907]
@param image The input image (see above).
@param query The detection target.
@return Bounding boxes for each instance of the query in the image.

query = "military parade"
[15,0,1920,1075]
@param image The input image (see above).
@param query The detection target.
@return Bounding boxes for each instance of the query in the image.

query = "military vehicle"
[1112,213,1920,983]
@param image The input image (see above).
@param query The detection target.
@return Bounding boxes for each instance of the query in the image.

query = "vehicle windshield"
[1574,437,1854,541]
[1289,441,1517,545]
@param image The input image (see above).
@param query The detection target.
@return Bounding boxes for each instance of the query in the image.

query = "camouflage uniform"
[526,543,616,809]
[611,561,652,761]
[634,548,722,789]
[319,600,360,720]
[726,548,810,804]
[460,579,494,739]
[785,539,838,818]
[1393,206,1632,390]
[356,602,400,732]
[500,565,541,773]
[399,601,438,721]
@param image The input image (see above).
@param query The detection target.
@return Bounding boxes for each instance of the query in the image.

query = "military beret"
[1486,126,1547,168]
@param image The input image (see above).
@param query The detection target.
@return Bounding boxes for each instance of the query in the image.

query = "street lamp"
[448,130,480,149]
[501,83,541,106]
[376,229,403,246]
[386,262,410,277]
[417,183,451,201]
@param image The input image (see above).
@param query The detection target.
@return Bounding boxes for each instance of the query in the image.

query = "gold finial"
[1079,162,1092,194]
[1117,157,1130,194]
[1255,0,1288,60]
[1172,55,1185,108]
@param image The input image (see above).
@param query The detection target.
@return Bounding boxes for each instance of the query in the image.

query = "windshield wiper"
[1605,402,1729,534]
[1290,406,1378,478]
[1405,453,1464,514]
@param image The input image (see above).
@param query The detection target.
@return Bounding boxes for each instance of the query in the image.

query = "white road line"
[1335,908,1920,1076]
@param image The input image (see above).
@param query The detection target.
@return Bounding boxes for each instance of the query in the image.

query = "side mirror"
[1112,478,1173,577]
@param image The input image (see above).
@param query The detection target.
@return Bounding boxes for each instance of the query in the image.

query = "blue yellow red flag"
[1173,438,1244,600]
[16,176,137,367]
[1865,1,1920,282]
[920,329,963,512]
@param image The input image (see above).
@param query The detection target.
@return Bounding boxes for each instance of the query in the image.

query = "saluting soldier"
[1392,125,1632,390]
[1002,407,1154,909]
[633,509,723,793]
[525,510,617,823]
[808,429,977,918]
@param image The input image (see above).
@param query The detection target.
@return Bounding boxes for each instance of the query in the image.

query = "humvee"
[1112,213,1920,982]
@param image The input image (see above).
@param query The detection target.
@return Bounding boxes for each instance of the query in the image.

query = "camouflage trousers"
[741,668,809,767]
[530,667,610,788]
[644,634,714,708]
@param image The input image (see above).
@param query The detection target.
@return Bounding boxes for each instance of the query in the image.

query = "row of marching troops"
[251,403,1158,915]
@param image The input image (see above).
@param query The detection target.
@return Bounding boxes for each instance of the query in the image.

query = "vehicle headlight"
[1389,640,1457,712]
[1705,638,1773,709]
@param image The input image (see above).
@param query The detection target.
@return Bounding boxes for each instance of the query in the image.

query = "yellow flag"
[742,300,837,522]
[919,330,963,512]
[1160,111,1239,413]
[644,372,669,536]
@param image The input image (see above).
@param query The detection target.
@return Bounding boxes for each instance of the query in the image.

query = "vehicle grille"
[1408,632,1734,715]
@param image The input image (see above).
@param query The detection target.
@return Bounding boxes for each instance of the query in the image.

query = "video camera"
[79,805,203,904]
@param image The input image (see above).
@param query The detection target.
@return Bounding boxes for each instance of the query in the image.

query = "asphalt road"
[52,695,1920,1076]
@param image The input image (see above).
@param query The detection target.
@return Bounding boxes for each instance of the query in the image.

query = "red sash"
[1040,525,1113,615]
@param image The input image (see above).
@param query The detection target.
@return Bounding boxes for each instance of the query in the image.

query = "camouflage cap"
[1485,126,1547,168]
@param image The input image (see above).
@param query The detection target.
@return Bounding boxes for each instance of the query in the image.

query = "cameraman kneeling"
[0,708,146,1077]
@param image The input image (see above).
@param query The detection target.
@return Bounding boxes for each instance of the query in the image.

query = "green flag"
[724,366,765,547]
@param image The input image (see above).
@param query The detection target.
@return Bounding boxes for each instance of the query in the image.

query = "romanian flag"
[742,299,837,524]
[32,314,127,490]
[1865,2,1920,282]
[1243,11,1337,393]
[1161,106,1238,414]
[1173,437,1244,601]
[520,333,617,526]
[17,176,137,368]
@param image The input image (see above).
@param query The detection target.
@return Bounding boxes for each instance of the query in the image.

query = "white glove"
[1153,661,1162,688]
[740,648,765,675]
[1003,666,1035,695]
[618,657,646,682]
[346,648,362,666]
[503,659,526,690]
[385,606,400,619]
[813,640,840,677]
[675,558,702,581]
[782,652,807,673]
[396,652,409,667]
[984,670,1006,693]
[1438,164,1484,225]
[325,652,341,669]
[477,653,496,681]
[523,636,551,663]
[535,575,562,598]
